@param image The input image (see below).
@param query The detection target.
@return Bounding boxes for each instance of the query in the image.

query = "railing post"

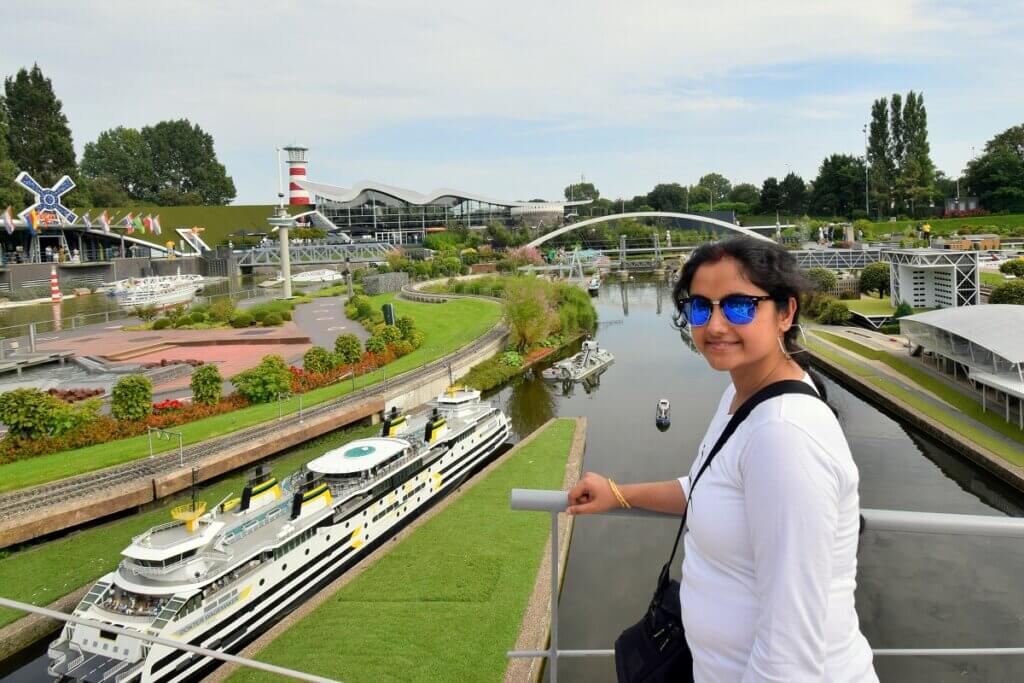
[550,510,559,683]
[28,322,36,353]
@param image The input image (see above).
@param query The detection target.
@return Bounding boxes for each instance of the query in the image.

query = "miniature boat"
[48,386,510,682]
[655,399,671,431]
[587,276,601,295]
[541,340,614,382]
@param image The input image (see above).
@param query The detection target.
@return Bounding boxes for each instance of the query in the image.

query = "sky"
[1,0,1022,205]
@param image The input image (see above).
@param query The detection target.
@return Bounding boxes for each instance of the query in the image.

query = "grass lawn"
[846,295,895,316]
[0,294,502,493]
[228,418,577,683]
[0,423,381,629]
[980,271,1008,287]
[811,331,1024,465]
[87,205,309,248]
[865,213,1024,239]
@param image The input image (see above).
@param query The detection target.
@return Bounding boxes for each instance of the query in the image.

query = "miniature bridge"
[236,241,393,268]
[526,212,773,248]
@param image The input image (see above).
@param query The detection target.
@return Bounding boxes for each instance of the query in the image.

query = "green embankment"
[980,271,1008,287]
[865,214,1024,238]
[0,423,380,630]
[810,331,1024,465]
[845,296,895,316]
[0,293,501,493]
[228,418,577,683]
[89,205,306,248]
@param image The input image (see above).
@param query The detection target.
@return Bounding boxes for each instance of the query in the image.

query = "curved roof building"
[296,178,590,244]
[900,305,1024,426]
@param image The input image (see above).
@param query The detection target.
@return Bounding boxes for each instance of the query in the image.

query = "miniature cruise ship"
[104,272,205,308]
[48,387,510,682]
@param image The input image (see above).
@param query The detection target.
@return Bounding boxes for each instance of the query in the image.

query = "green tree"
[989,280,1024,305]
[817,300,852,325]
[0,388,64,439]
[779,172,807,214]
[728,183,760,209]
[1000,259,1024,277]
[81,126,152,200]
[564,182,599,202]
[859,262,891,298]
[503,277,559,352]
[140,119,236,205]
[83,175,129,206]
[759,177,781,214]
[810,155,866,217]
[0,108,21,209]
[698,173,732,203]
[868,97,894,216]
[964,123,1024,213]
[2,65,77,187]
[646,183,688,212]
[190,364,223,406]
[688,185,712,206]
[900,91,936,215]
[111,375,153,421]
[303,346,336,374]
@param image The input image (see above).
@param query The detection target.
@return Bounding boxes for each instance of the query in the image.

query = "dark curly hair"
[672,236,831,401]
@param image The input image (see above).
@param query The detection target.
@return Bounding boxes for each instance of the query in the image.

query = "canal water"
[4,277,1024,681]
[0,276,256,340]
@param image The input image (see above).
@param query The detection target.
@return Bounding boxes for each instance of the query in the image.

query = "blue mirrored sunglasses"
[678,294,776,327]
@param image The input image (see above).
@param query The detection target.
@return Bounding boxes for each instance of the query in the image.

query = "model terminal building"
[282,145,591,244]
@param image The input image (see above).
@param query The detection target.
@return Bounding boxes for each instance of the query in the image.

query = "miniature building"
[941,234,1001,251]
[882,249,980,309]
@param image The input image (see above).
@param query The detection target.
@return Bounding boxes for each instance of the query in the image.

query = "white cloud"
[0,0,1020,201]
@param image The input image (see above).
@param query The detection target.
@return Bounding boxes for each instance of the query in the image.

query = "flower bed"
[46,388,104,402]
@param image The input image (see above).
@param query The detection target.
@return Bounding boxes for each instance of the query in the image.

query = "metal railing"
[508,488,1024,681]
[0,596,338,682]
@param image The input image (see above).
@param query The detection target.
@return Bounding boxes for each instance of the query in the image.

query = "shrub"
[280,310,292,321]
[365,335,387,354]
[999,259,1024,277]
[153,318,171,330]
[111,375,153,422]
[189,311,206,324]
[817,301,852,325]
[347,295,372,320]
[989,280,1024,305]
[378,324,402,344]
[408,329,425,349]
[262,312,283,326]
[501,350,524,368]
[893,301,913,318]
[173,317,190,328]
[208,297,237,322]
[252,309,269,323]
[396,315,416,340]
[230,312,254,328]
[334,334,362,364]
[393,340,414,357]
[304,346,336,374]
[0,389,64,439]
[190,364,223,406]
[806,267,838,293]
[231,355,292,403]
[134,305,158,322]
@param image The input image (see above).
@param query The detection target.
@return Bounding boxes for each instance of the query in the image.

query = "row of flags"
[2,208,162,236]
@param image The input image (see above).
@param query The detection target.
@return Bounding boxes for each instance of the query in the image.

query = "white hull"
[50,400,510,683]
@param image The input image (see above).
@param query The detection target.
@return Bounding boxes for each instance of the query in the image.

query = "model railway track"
[0,325,507,523]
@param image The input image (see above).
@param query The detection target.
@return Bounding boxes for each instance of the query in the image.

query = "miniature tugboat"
[48,386,509,682]
[587,276,601,295]
[541,339,614,382]
[655,398,671,431]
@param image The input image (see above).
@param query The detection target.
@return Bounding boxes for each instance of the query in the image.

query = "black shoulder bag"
[613,380,824,683]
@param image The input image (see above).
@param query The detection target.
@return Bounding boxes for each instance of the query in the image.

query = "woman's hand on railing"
[566,472,620,515]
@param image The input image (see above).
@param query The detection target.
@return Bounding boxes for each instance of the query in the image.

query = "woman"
[567,237,877,682]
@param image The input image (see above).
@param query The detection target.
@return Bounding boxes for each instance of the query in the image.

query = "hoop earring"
[778,334,791,360]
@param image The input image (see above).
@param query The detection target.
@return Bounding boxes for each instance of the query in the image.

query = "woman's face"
[686,256,794,373]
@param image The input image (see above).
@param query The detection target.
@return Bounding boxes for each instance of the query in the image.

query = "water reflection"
[491,277,1024,683]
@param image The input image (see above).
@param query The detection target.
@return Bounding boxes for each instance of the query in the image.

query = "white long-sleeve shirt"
[677,375,877,682]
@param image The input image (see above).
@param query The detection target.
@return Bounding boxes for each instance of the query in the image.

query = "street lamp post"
[863,124,870,216]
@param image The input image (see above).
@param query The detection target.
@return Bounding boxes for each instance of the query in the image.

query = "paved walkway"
[806,324,1024,456]
[290,294,369,348]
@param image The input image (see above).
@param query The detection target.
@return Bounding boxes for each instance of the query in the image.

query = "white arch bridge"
[525,212,774,249]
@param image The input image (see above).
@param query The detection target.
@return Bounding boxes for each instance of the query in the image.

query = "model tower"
[283,145,310,205]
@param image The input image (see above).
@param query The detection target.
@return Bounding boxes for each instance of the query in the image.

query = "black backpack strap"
[660,380,824,574]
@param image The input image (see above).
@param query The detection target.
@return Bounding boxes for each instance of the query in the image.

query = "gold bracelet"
[608,478,631,509]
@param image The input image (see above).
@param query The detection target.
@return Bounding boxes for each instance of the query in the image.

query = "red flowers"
[153,399,185,413]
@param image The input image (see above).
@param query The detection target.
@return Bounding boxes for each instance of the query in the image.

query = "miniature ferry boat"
[541,339,614,382]
[586,276,601,295]
[655,398,671,431]
[48,387,510,682]
[105,271,204,309]
[291,268,343,283]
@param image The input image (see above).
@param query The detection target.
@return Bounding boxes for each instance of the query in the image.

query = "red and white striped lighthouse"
[283,145,310,205]
[50,265,61,302]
